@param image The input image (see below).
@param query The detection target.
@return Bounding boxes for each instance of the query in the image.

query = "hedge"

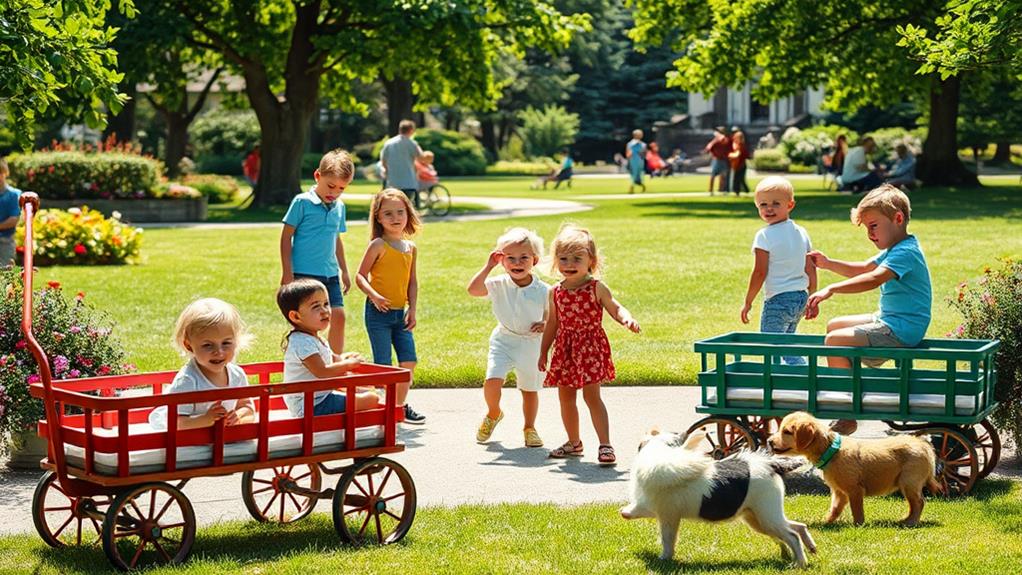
[8,151,162,200]
[751,148,791,172]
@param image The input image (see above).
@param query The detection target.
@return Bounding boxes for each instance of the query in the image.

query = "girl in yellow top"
[356,188,425,424]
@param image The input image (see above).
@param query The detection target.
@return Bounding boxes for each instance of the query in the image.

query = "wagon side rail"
[30,362,410,483]
[695,332,1000,424]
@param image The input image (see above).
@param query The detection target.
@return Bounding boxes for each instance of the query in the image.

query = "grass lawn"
[206,190,489,223]
[2,480,1020,574]
[32,175,1022,386]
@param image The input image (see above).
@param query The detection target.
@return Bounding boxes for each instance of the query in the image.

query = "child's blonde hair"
[550,223,600,275]
[317,149,355,180]
[496,227,544,258]
[754,175,794,201]
[173,298,251,356]
[370,188,422,239]
[851,184,911,226]
[422,150,435,161]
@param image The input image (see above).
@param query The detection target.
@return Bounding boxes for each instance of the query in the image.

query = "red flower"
[15,340,27,350]
[76,291,85,301]
[47,280,61,289]
[48,165,55,174]
[97,365,111,376]
[74,244,87,255]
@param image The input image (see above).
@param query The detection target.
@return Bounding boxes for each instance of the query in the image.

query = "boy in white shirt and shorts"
[740,176,817,365]
[467,228,550,447]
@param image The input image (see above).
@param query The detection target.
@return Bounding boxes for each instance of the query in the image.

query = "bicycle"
[416,183,452,217]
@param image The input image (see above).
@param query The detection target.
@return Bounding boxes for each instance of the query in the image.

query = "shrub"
[949,259,1022,448]
[15,207,143,266]
[0,270,132,452]
[190,109,260,174]
[181,174,240,204]
[779,126,859,167]
[487,160,558,176]
[869,127,923,164]
[518,105,579,159]
[751,148,790,172]
[497,134,527,162]
[372,129,487,176]
[8,151,163,200]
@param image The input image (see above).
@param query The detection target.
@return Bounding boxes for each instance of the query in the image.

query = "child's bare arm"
[355,240,390,311]
[467,251,502,297]
[741,248,769,324]
[226,398,256,425]
[335,235,350,294]
[596,281,641,333]
[805,266,896,320]
[806,254,818,295]
[280,225,296,284]
[405,244,418,330]
[301,352,364,378]
[176,402,228,430]
[808,250,876,278]
[538,290,559,371]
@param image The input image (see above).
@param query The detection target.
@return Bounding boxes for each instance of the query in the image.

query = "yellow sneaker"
[476,411,504,443]
[524,427,544,448]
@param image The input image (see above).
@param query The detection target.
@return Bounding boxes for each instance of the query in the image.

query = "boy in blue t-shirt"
[805,184,931,433]
[0,157,23,265]
[280,149,354,354]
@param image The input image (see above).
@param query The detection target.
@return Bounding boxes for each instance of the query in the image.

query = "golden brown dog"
[768,412,940,526]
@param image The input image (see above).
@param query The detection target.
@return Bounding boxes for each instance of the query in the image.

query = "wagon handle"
[18,193,68,476]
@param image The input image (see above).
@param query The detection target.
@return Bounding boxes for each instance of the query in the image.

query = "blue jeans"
[364,301,417,365]
[313,391,348,416]
[761,290,808,365]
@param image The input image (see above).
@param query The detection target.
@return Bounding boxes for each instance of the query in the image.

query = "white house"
[687,83,826,129]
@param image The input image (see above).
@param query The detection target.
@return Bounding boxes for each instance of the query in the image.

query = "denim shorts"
[0,235,14,265]
[854,320,905,367]
[364,301,417,364]
[710,158,730,176]
[761,290,808,365]
[294,274,344,308]
[312,391,347,416]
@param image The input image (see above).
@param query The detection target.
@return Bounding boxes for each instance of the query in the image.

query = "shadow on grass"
[806,518,941,530]
[33,516,401,574]
[638,549,791,573]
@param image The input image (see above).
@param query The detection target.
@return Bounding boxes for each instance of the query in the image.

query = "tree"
[171,1,587,206]
[518,105,579,158]
[627,0,979,186]
[0,0,134,148]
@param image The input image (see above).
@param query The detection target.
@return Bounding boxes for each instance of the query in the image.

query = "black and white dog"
[620,429,816,567]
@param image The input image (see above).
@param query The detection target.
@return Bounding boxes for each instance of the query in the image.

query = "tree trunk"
[383,76,416,135]
[993,141,1011,164]
[103,83,136,143]
[164,110,189,179]
[917,76,980,187]
[480,117,497,158]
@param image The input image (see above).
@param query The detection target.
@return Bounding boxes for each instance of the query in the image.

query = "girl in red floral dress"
[538,224,641,465]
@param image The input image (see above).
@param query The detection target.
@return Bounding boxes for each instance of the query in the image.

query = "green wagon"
[689,332,1001,495]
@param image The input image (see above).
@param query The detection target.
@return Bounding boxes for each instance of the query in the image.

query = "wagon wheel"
[32,471,111,548]
[966,419,1001,479]
[242,464,322,523]
[741,415,782,445]
[914,427,979,497]
[101,482,196,571]
[686,417,759,460]
[332,457,416,545]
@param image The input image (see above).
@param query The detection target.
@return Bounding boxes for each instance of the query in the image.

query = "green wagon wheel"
[968,419,1001,479]
[32,471,110,548]
[101,482,195,571]
[241,464,322,524]
[686,417,759,460]
[332,457,416,545]
[426,184,451,217]
[915,427,979,496]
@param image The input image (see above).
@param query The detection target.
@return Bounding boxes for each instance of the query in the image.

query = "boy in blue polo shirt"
[0,157,22,266]
[280,149,354,353]
[805,184,931,433]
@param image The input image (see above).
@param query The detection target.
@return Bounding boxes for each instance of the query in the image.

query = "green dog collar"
[816,434,842,470]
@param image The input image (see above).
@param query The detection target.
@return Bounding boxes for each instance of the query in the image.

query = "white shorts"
[486,329,543,392]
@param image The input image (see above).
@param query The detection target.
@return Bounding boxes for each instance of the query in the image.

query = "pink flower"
[68,369,81,378]
[26,374,41,384]
[15,340,26,350]
[53,355,69,374]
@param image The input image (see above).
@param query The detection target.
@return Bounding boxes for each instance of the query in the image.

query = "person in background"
[242,145,260,186]
[704,125,731,195]
[381,119,427,209]
[884,144,917,190]
[840,137,883,193]
[625,129,647,194]
[729,130,751,195]
[645,142,668,177]
[0,157,23,265]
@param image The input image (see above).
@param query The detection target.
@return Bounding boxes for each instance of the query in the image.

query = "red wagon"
[17,194,417,570]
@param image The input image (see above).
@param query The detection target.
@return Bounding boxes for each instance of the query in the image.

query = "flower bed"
[0,269,132,456]
[15,207,142,265]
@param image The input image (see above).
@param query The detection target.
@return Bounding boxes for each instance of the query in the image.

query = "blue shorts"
[364,301,417,364]
[710,158,730,177]
[294,274,344,308]
[312,391,347,415]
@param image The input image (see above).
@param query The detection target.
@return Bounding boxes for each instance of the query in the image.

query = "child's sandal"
[549,441,583,458]
[597,445,616,466]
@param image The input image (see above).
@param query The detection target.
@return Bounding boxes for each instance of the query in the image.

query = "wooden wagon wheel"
[31,471,111,548]
[914,427,979,496]
[241,464,322,523]
[741,415,783,445]
[967,419,1001,479]
[101,482,196,571]
[686,417,759,460]
[332,457,416,546]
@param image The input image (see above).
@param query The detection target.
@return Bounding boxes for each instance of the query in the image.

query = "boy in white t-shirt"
[467,228,550,447]
[740,176,817,364]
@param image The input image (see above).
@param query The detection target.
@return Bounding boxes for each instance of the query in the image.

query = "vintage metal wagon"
[17,194,416,570]
[688,332,1001,495]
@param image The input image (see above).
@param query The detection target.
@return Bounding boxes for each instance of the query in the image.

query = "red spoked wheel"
[968,419,1001,479]
[241,464,322,523]
[686,417,759,460]
[741,415,782,445]
[915,427,979,496]
[332,457,416,545]
[32,471,111,548]
[101,482,195,571]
